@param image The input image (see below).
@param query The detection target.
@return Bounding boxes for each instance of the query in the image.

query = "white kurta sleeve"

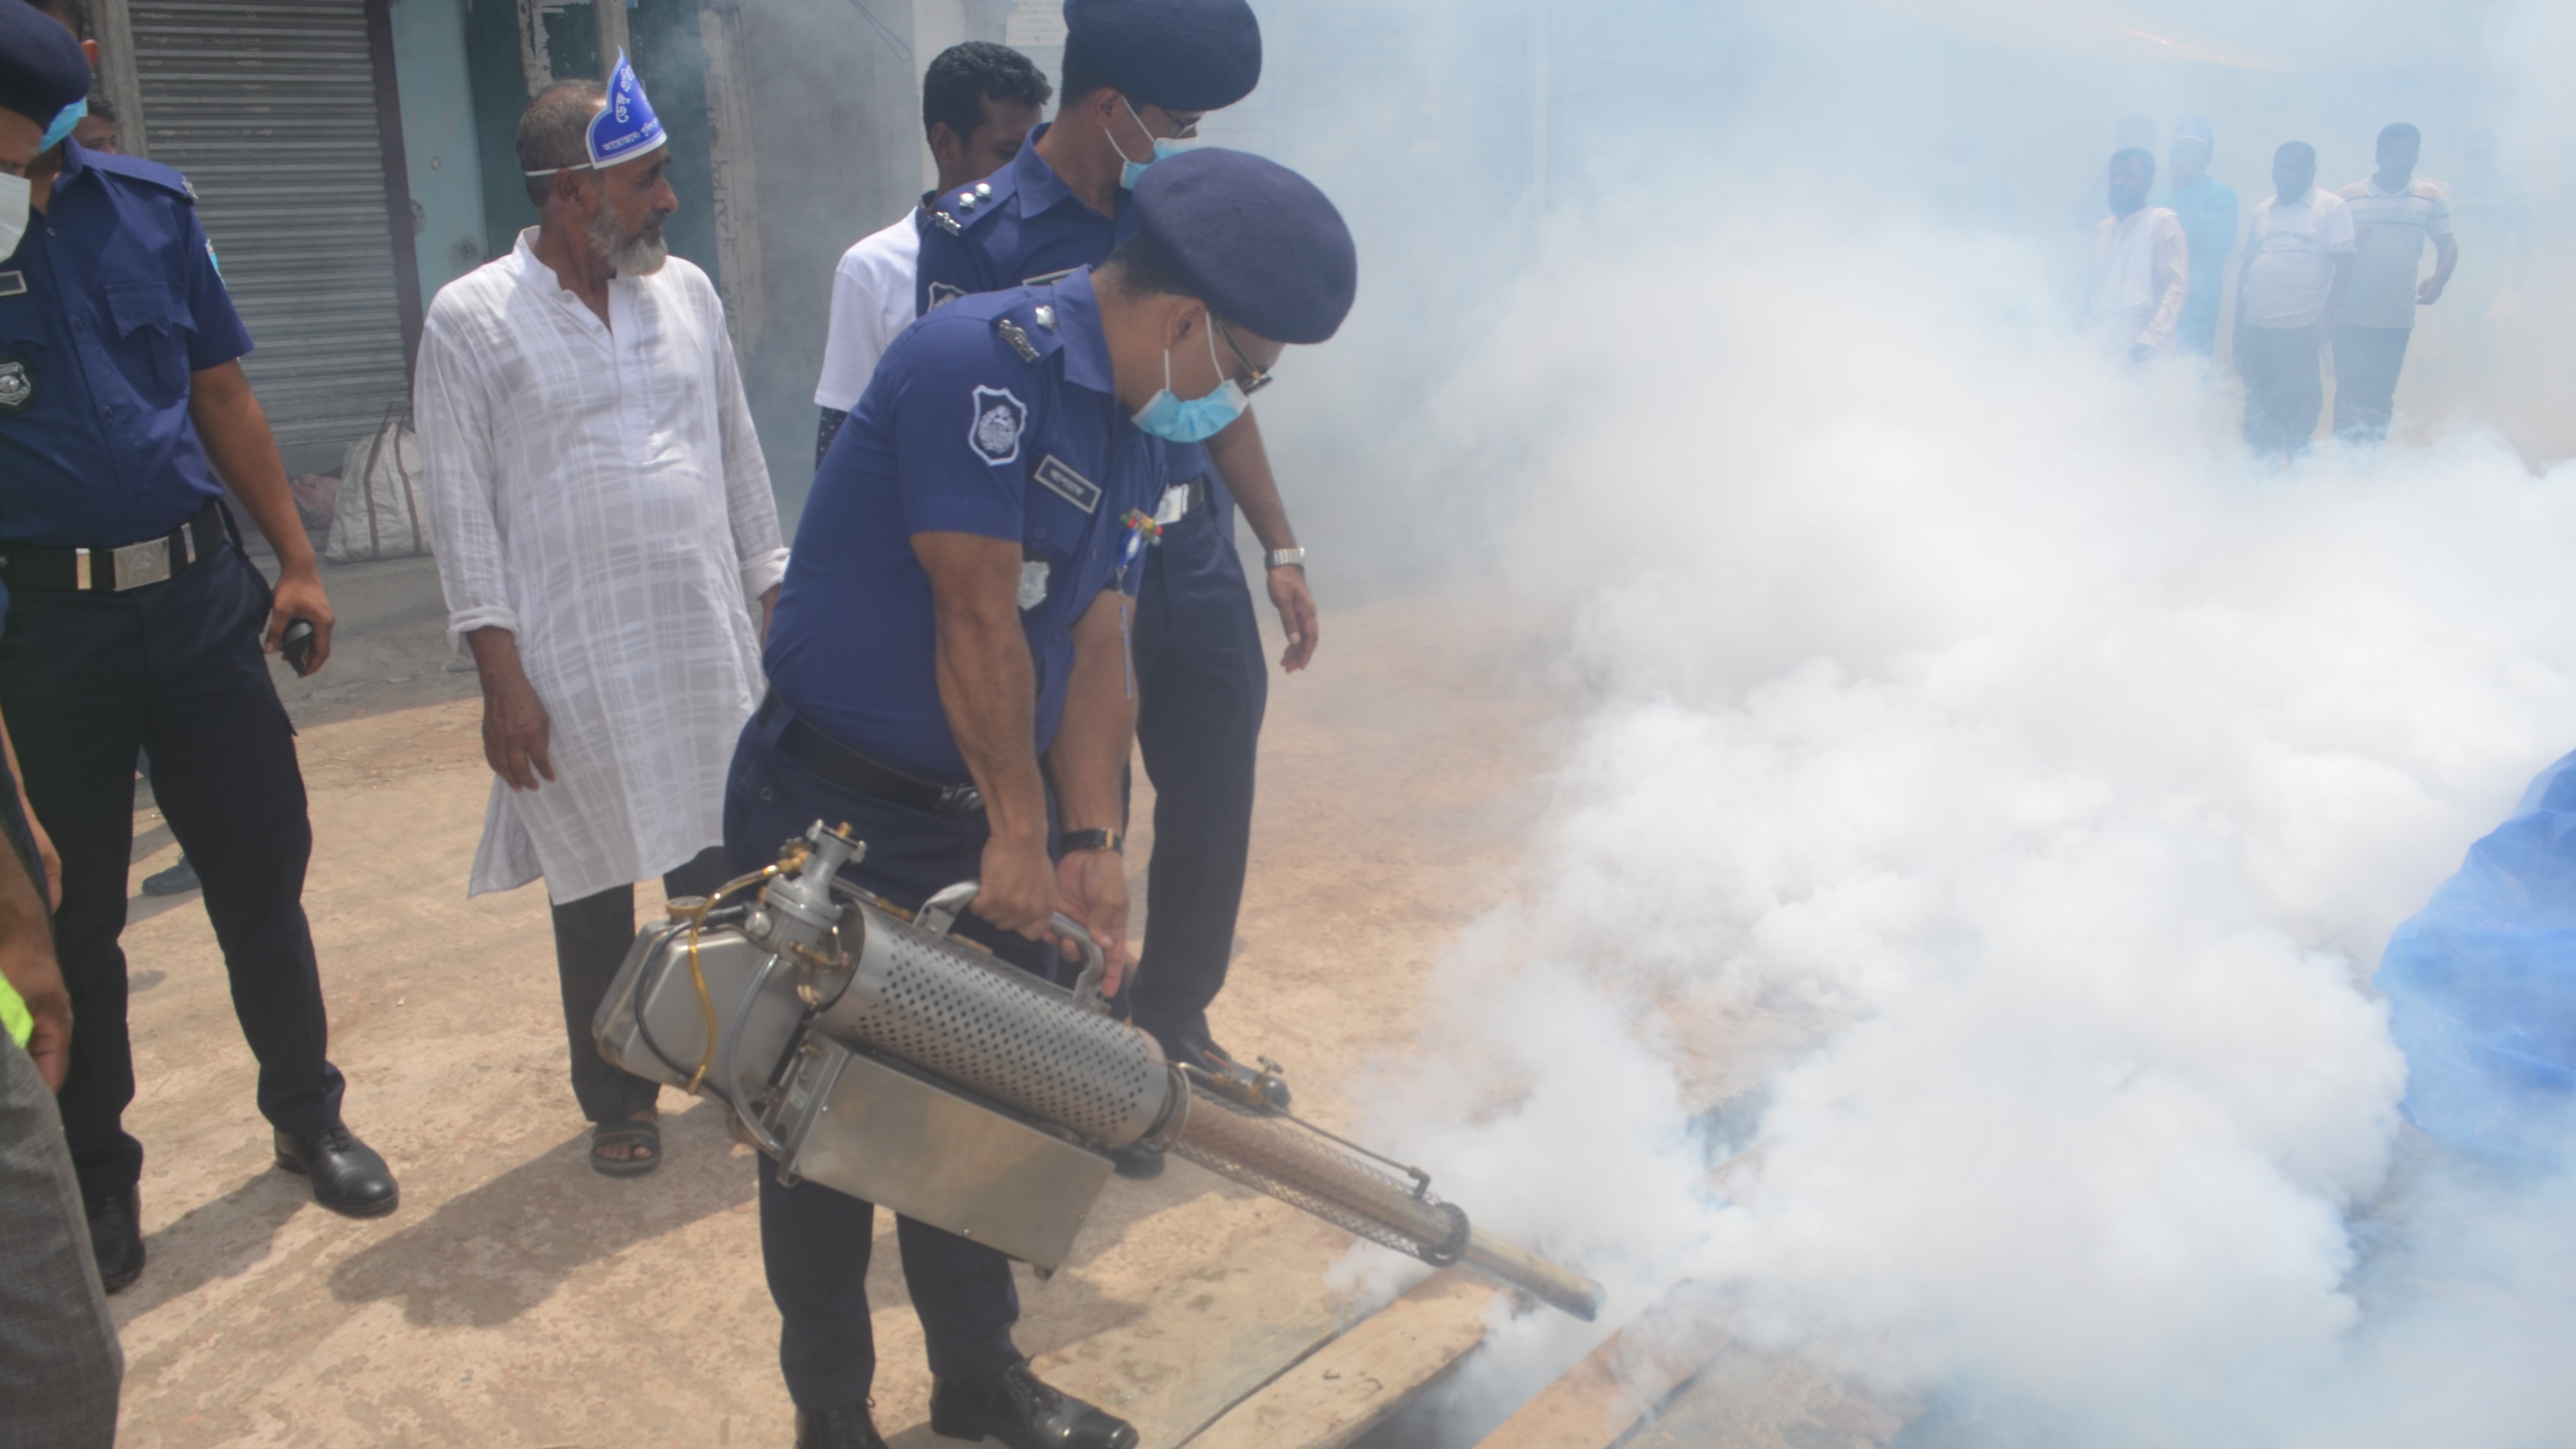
[414,299,520,653]
[711,295,790,598]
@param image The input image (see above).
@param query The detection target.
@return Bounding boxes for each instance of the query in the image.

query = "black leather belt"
[759,694,986,823]
[0,500,227,593]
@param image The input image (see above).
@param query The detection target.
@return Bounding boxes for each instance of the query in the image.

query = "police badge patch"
[969,386,1026,465]
[0,359,32,413]
[927,281,967,310]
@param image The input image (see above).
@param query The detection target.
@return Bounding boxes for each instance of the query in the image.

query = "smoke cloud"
[1256,2,2576,1436]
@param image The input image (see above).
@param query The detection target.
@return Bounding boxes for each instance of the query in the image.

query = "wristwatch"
[1265,547,1307,570]
[1059,828,1123,855]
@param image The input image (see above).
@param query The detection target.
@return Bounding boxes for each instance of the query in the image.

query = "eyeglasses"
[1214,317,1273,396]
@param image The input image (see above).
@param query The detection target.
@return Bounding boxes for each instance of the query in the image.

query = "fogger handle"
[914,881,1113,1013]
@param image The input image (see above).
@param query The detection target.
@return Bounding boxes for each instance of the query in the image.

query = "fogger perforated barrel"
[807,902,1178,1148]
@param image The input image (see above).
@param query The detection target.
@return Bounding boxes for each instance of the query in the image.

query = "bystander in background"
[812,41,1049,467]
[2235,141,2354,460]
[2160,115,2237,357]
[2334,122,2456,443]
[2089,147,2189,360]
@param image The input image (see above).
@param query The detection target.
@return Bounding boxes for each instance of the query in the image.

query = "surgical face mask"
[0,171,28,262]
[1109,98,1190,190]
[1132,318,1247,443]
[41,98,85,153]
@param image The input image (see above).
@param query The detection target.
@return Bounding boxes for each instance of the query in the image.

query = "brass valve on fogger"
[595,821,1604,1320]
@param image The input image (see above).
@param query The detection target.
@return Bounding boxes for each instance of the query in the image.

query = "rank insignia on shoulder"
[0,358,34,412]
[933,210,964,236]
[1032,304,1057,331]
[996,317,1041,363]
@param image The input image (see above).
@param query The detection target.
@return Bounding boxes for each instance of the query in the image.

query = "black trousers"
[1124,494,1268,1049]
[2239,323,2327,460]
[0,545,342,1200]
[724,706,1044,1408]
[2332,322,2414,444]
[548,846,732,1123]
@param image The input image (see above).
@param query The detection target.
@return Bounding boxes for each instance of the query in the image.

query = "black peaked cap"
[0,2,88,128]
[1062,0,1261,112]
[1135,148,1358,346]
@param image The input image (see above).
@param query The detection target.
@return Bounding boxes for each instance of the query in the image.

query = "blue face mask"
[1110,98,1189,191]
[1132,319,1247,443]
[40,98,85,152]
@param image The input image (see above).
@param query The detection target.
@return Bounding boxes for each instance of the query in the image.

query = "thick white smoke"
[1329,202,2576,1444]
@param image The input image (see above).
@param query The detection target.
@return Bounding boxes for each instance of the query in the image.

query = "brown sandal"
[590,1118,660,1176]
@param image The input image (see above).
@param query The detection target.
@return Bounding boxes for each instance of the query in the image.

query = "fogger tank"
[594,822,1603,1320]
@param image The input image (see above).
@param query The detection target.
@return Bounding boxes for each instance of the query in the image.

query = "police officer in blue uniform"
[0,6,398,1295]
[915,0,1313,1113]
[734,146,1355,1449]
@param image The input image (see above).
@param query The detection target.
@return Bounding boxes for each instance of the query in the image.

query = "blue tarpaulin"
[2377,750,2576,1164]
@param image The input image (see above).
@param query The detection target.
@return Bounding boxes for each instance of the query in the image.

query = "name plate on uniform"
[0,272,26,298]
[1032,454,1100,514]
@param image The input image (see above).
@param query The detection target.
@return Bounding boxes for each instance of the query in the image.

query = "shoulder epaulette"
[83,149,199,204]
[993,297,1066,367]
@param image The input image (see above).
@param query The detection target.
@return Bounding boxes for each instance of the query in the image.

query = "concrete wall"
[390,0,492,307]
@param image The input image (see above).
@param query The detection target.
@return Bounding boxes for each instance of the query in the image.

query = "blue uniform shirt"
[914,127,1221,510]
[766,268,1162,781]
[0,141,254,549]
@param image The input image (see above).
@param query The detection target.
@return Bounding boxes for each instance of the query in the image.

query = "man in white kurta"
[2091,146,2190,359]
[415,69,785,1175]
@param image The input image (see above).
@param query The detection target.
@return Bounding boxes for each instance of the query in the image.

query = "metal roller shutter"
[128,0,410,467]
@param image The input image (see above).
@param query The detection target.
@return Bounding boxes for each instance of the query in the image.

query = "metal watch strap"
[1059,828,1122,854]
[1265,547,1306,569]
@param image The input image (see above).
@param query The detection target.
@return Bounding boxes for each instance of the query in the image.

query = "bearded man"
[415,62,788,1177]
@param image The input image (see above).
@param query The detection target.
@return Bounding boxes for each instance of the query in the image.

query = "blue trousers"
[724,706,1046,1408]
[0,544,343,1200]
[1125,487,1268,1048]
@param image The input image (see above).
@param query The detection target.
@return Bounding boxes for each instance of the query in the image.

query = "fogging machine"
[594,822,1602,1320]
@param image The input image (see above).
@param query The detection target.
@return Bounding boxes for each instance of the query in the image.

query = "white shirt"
[416,229,790,904]
[813,209,923,412]
[2338,175,2452,329]
[2241,187,2357,330]
[2089,206,2190,353]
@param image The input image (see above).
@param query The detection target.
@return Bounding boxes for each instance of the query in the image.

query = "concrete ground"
[103,554,1556,1448]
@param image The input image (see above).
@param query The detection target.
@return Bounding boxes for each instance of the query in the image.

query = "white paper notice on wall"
[1004,0,1067,46]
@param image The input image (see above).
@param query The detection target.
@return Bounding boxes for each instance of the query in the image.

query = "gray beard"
[587,204,669,276]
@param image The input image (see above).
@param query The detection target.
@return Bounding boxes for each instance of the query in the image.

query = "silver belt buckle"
[110,537,173,591]
[1154,483,1191,527]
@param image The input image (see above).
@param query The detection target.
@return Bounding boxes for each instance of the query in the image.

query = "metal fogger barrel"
[595,823,1603,1321]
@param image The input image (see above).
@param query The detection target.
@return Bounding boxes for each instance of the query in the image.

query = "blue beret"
[1062,0,1260,112]
[1134,148,1356,345]
[0,3,88,128]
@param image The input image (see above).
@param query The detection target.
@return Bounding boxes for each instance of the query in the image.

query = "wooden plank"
[1026,1196,1354,1447]
[1618,1344,1910,1449]
[1185,1272,1499,1449]
[1477,1282,1736,1449]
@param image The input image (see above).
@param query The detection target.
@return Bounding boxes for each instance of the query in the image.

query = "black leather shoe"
[274,1124,400,1218]
[85,1186,145,1294]
[929,1360,1137,1449]
[794,1400,888,1448]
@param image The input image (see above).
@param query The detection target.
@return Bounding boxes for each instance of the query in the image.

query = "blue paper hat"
[589,52,666,167]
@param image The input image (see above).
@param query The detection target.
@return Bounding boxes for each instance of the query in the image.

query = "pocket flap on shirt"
[103,279,193,338]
